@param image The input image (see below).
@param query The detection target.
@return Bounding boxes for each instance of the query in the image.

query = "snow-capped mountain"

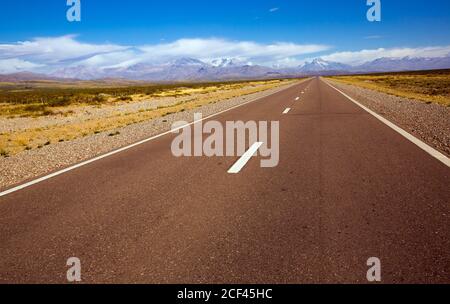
[355,56,450,72]
[299,58,352,73]
[299,58,330,72]
[170,57,208,67]
[297,56,450,74]
[19,55,450,81]
[210,58,239,68]
[52,66,108,80]
[51,58,279,81]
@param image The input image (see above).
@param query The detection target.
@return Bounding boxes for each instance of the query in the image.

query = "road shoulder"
[326,79,450,158]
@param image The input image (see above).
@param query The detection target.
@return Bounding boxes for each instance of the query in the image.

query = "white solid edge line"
[0,81,309,198]
[227,142,263,174]
[283,108,291,114]
[324,79,450,168]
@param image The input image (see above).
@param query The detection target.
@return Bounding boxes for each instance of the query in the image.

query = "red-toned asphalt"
[0,78,448,283]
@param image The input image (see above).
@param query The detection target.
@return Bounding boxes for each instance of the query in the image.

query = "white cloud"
[0,35,127,64]
[269,8,279,12]
[322,46,450,65]
[264,57,306,68]
[76,50,141,68]
[1,35,450,73]
[0,36,330,72]
[138,38,329,64]
[0,59,44,74]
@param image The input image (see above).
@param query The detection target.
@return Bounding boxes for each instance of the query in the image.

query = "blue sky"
[1,0,450,73]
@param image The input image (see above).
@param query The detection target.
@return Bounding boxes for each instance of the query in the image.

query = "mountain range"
[2,56,450,82]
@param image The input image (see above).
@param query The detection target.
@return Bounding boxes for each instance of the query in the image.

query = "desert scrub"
[47,96,72,107]
[0,78,297,155]
[108,131,120,137]
[328,69,450,106]
[91,94,107,104]
[0,79,291,117]
[0,149,9,157]
[118,96,133,101]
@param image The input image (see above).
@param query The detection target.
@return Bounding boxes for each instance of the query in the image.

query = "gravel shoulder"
[0,80,301,190]
[327,79,450,158]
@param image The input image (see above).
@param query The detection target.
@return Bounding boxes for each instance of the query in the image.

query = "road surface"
[0,78,449,283]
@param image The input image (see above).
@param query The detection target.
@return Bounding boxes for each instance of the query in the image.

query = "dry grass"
[0,79,295,156]
[328,69,450,107]
[0,79,286,117]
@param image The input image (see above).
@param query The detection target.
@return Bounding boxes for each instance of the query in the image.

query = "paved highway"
[0,78,449,283]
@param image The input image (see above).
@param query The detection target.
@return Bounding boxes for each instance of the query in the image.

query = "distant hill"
[49,57,281,81]
[2,55,450,82]
[355,56,450,73]
[295,56,450,74]
[0,72,76,82]
[298,58,352,73]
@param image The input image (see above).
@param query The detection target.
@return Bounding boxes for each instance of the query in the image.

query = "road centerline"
[0,80,310,198]
[227,142,263,174]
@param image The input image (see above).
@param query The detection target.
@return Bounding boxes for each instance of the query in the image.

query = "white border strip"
[0,80,308,197]
[324,79,450,168]
[227,142,263,174]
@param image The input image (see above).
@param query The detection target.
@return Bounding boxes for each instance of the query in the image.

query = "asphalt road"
[0,78,449,283]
